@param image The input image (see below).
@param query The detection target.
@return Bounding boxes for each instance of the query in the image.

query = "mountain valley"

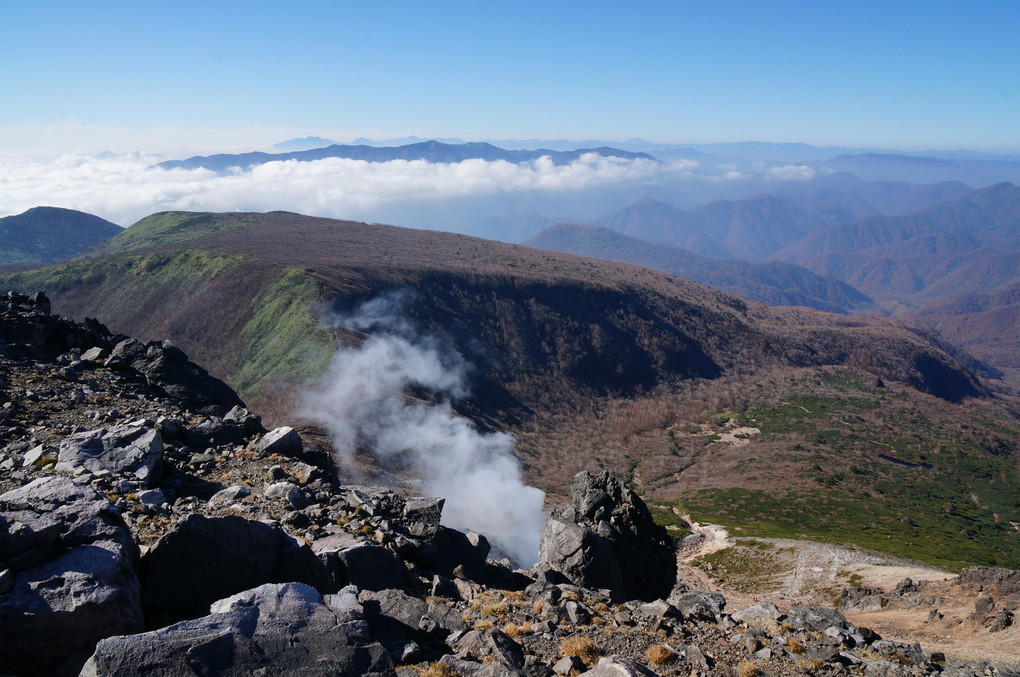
[1,208,1018,576]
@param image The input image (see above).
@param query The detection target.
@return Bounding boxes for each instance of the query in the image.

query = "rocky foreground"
[1,291,1018,677]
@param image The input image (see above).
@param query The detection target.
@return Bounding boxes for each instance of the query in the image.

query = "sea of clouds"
[0,151,702,226]
[0,150,818,231]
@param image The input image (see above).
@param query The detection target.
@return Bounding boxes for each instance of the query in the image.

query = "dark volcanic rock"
[0,477,143,676]
[139,513,332,619]
[539,516,624,598]
[80,582,395,677]
[539,470,676,601]
[113,338,244,409]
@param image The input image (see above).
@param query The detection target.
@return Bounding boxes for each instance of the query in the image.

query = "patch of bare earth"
[680,529,1020,668]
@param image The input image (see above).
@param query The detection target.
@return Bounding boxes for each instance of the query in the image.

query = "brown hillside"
[4,210,1020,568]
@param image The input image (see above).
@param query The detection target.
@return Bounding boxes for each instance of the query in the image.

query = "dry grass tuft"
[647,644,677,666]
[561,636,602,666]
[416,661,458,677]
[787,638,804,655]
[737,660,761,677]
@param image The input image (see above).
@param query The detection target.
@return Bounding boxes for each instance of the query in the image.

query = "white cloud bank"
[0,151,698,226]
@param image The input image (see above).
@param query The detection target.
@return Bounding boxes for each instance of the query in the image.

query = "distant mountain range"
[525,222,871,313]
[583,181,974,262]
[157,140,656,172]
[775,182,1020,298]
[0,207,122,266]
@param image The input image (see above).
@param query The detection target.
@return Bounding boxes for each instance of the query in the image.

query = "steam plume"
[300,290,546,566]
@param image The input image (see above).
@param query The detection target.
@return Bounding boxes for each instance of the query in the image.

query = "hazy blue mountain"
[595,194,827,261]
[525,222,871,313]
[823,153,1020,187]
[0,206,123,266]
[273,136,338,151]
[157,141,655,172]
[470,213,555,242]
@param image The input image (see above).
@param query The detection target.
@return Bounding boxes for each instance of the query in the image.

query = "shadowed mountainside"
[0,206,123,266]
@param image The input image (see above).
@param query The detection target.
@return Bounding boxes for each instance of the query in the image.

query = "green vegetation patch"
[76,211,257,258]
[234,269,335,399]
[0,249,243,317]
[692,539,793,594]
[676,368,1020,571]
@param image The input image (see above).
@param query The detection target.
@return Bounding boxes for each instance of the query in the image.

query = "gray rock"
[208,484,252,506]
[290,460,319,484]
[452,628,526,670]
[784,606,853,632]
[426,598,469,633]
[184,419,245,449]
[56,425,163,487]
[0,477,143,676]
[871,640,926,665]
[360,588,431,647]
[864,660,907,677]
[254,426,303,457]
[555,655,586,675]
[134,340,244,408]
[265,481,311,509]
[404,496,445,538]
[139,513,333,618]
[223,405,264,436]
[21,443,50,467]
[80,583,395,676]
[580,655,660,676]
[538,516,624,600]
[731,602,782,624]
[79,346,107,363]
[314,535,406,592]
[633,598,678,619]
[438,654,524,677]
[670,590,726,622]
[136,488,167,508]
[415,526,491,582]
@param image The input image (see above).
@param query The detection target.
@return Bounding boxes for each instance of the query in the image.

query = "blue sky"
[2,0,1019,154]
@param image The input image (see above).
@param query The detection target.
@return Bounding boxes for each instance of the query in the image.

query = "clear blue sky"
[2,0,1018,154]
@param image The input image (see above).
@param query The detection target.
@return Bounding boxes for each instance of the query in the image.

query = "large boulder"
[538,516,624,598]
[313,534,407,592]
[139,513,333,619]
[80,583,395,676]
[56,425,164,487]
[0,477,143,676]
[539,470,676,601]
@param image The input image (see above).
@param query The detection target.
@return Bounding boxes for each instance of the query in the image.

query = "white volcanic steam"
[300,290,546,566]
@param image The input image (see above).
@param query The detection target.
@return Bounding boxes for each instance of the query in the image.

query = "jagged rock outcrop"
[0,476,143,676]
[539,470,676,601]
[80,583,395,677]
[0,290,243,410]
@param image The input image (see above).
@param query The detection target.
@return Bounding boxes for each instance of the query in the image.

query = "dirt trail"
[676,524,1018,668]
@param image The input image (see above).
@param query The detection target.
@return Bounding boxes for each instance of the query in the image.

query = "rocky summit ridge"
[1,291,1018,677]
